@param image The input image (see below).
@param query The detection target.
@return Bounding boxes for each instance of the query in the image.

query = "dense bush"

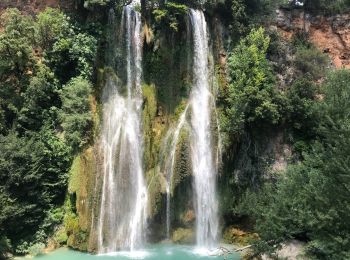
[221,27,284,146]
[36,8,70,49]
[294,45,329,80]
[237,70,350,259]
[0,129,71,250]
[59,77,93,153]
[153,2,188,32]
[303,0,350,14]
[0,7,96,254]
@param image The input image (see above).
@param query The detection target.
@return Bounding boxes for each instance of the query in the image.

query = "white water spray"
[189,9,219,249]
[97,5,148,253]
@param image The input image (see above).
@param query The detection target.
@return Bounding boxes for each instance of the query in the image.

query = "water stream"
[164,106,189,239]
[97,5,148,253]
[189,9,219,249]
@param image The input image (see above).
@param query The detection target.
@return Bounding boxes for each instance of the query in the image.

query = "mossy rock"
[146,167,166,218]
[64,212,88,251]
[179,210,195,227]
[64,147,97,251]
[143,84,161,171]
[223,226,259,246]
[172,228,194,244]
[54,227,68,245]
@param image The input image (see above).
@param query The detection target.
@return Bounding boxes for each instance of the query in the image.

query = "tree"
[241,70,350,259]
[36,8,70,49]
[48,32,97,82]
[221,27,283,145]
[0,129,71,250]
[0,9,36,130]
[17,65,60,133]
[59,77,93,153]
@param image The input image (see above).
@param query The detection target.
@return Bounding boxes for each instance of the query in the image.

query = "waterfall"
[163,106,189,239]
[97,5,148,253]
[189,9,219,249]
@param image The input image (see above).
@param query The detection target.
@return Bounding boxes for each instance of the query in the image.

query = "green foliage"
[153,2,188,32]
[286,77,318,141]
[302,0,350,14]
[0,9,36,131]
[0,128,71,251]
[231,0,247,35]
[60,77,93,153]
[294,45,329,80]
[17,64,60,133]
[83,0,110,8]
[240,70,350,259]
[0,9,35,75]
[48,32,97,82]
[229,0,288,34]
[36,8,70,49]
[0,235,11,258]
[54,227,68,245]
[222,27,283,145]
[64,200,87,251]
[0,6,94,256]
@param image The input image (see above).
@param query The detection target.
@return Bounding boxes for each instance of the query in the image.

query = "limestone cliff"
[277,8,350,68]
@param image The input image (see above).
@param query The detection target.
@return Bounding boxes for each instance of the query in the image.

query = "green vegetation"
[0,0,350,258]
[0,7,97,255]
[236,70,350,259]
[219,21,347,259]
[302,0,350,14]
[0,130,71,253]
[60,78,93,153]
[83,0,110,8]
[221,28,284,147]
[153,2,188,32]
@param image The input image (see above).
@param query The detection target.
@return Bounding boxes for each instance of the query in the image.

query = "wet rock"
[172,228,194,244]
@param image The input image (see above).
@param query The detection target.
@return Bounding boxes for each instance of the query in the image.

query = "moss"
[64,211,88,251]
[143,25,192,114]
[68,156,81,194]
[143,84,159,171]
[64,147,97,251]
[223,226,259,246]
[171,127,194,228]
[172,99,188,122]
[54,227,68,245]
[172,228,194,244]
[172,127,191,189]
[146,167,166,218]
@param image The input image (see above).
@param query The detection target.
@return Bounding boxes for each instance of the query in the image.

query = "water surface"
[24,244,240,260]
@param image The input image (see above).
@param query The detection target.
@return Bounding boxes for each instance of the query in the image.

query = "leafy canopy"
[221,27,283,145]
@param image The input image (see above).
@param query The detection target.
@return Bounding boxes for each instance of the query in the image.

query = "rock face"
[262,240,307,260]
[277,8,350,69]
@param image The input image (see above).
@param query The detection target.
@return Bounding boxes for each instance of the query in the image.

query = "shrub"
[36,8,70,49]
[221,27,283,146]
[59,77,93,153]
[294,45,329,80]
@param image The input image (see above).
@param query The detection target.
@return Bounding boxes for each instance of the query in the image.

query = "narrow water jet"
[189,9,219,249]
[97,4,148,253]
[163,106,189,239]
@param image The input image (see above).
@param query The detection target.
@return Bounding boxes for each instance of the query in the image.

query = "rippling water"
[21,244,240,260]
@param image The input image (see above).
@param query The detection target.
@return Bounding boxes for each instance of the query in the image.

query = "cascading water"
[163,106,189,239]
[97,4,148,253]
[189,9,219,249]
